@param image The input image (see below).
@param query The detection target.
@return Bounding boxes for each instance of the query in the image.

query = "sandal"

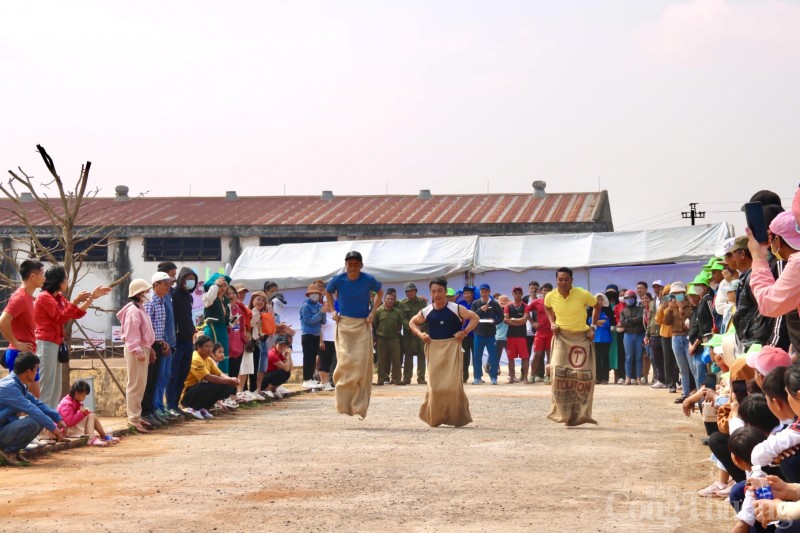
[88,437,108,447]
[130,423,149,433]
[674,396,685,404]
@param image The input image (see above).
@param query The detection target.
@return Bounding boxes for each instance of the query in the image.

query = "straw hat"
[305,284,322,297]
[128,278,152,298]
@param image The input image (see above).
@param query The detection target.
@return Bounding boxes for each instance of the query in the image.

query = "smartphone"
[744,202,769,244]
[704,374,717,390]
[732,379,748,403]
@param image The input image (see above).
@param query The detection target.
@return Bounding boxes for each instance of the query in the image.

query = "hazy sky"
[1,0,798,232]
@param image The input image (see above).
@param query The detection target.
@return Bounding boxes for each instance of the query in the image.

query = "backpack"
[261,311,276,335]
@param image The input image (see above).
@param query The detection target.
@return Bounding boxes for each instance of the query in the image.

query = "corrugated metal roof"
[0,192,605,228]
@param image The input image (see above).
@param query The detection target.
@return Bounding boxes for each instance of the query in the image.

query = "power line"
[615,207,684,229]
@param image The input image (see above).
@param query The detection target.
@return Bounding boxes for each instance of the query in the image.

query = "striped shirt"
[144,292,166,342]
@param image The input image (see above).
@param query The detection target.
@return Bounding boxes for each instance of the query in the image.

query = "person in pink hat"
[746,345,792,387]
[748,210,800,355]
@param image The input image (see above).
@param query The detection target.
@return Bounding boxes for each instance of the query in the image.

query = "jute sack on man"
[333,316,374,419]
[419,339,472,428]
[547,330,597,426]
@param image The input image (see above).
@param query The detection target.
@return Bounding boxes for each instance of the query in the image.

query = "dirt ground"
[0,381,733,532]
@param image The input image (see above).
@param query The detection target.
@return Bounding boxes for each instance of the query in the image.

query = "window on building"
[36,237,109,262]
[144,237,221,261]
[259,236,337,247]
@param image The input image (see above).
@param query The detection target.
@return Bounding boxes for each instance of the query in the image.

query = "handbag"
[58,342,70,363]
[244,339,257,353]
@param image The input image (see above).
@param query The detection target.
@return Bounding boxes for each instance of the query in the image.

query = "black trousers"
[462,335,473,382]
[319,340,335,372]
[141,342,165,416]
[661,336,678,388]
[262,369,291,389]
[247,344,261,392]
[327,341,337,378]
[595,342,610,382]
[182,381,236,410]
[301,334,320,381]
[649,335,664,384]
[613,331,626,381]
[228,356,242,378]
[709,432,746,482]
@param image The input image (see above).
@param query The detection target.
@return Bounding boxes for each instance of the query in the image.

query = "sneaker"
[651,381,667,389]
[143,414,163,428]
[168,408,184,418]
[641,378,649,385]
[199,408,214,420]
[715,481,735,498]
[276,386,291,395]
[616,378,625,385]
[159,409,179,420]
[274,390,284,399]
[184,408,204,420]
[669,386,677,393]
[472,379,482,385]
[697,481,727,497]
[0,450,21,467]
[250,391,266,401]
[302,380,320,389]
[321,383,334,392]
[263,390,275,399]
[491,379,498,385]
[544,376,551,384]
[534,376,544,383]
[223,398,239,409]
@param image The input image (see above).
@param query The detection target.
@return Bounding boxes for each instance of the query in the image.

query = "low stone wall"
[0,363,306,417]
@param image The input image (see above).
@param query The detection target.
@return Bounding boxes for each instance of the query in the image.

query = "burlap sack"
[333,316,374,419]
[547,330,598,426]
[419,338,472,428]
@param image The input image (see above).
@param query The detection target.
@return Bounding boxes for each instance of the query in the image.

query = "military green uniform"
[373,304,404,385]
[398,296,428,384]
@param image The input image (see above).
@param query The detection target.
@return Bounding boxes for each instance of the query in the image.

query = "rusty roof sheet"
[0,192,604,228]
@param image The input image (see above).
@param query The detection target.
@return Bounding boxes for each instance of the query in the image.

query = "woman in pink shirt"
[116,279,156,433]
[748,211,800,319]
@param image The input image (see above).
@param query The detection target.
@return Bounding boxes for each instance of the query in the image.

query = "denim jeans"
[167,340,193,410]
[692,354,706,392]
[154,347,173,412]
[672,335,692,397]
[473,335,498,381]
[623,333,645,380]
[0,417,41,453]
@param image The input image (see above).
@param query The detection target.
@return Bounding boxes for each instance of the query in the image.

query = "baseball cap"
[462,285,476,294]
[345,251,363,262]
[730,357,756,382]
[651,280,664,287]
[404,282,417,291]
[274,334,290,346]
[511,285,523,293]
[233,283,248,293]
[446,288,455,296]
[605,284,619,293]
[770,210,800,250]
[478,283,491,291]
[746,345,791,376]
[151,271,174,284]
[723,236,749,254]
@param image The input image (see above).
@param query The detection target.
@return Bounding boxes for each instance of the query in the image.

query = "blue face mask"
[184,279,196,290]
[675,293,685,302]
[625,298,636,306]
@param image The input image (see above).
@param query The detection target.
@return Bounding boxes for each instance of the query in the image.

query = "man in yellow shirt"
[180,335,239,420]
[543,267,602,426]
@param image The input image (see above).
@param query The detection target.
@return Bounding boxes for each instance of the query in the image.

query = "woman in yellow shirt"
[180,335,239,420]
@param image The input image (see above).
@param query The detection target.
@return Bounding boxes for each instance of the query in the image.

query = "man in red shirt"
[0,260,45,397]
[263,334,294,399]
[526,283,552,383]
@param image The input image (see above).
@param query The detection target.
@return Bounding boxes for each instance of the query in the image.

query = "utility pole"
[681,202,706,226]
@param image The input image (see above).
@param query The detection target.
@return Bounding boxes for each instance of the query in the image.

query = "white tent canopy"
[230,223,732,290]
[231,235,478,289]
[473,223,733,272]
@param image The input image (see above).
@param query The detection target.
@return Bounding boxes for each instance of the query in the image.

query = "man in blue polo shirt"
[325,251,383,419]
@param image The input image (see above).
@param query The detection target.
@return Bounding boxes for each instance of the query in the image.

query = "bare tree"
[0,145,128,396]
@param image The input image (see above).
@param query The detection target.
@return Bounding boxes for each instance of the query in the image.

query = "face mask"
[675,294,685,302]
[710,362,721,374]
[185,279,196,290]
[309,293,319,302]
[536,293,543,299]
[772,238,784,261]
[694,286,704,296]
[625,298,636,306]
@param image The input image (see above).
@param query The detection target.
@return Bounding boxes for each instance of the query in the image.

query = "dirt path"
[0,383,731,532]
